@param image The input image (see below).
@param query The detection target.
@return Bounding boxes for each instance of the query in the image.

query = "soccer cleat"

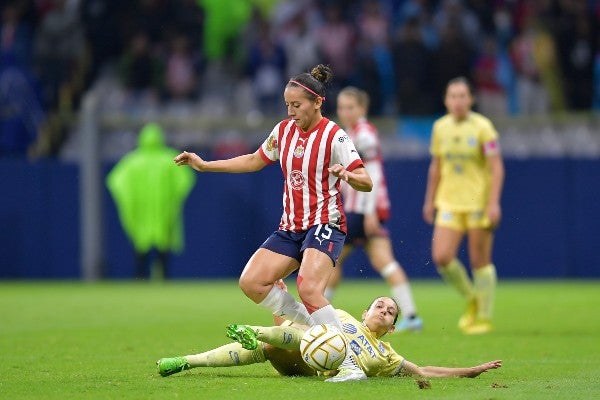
[226,324,258,350]
[325,368,368,383]
[156,357,190,377]
[462,319,493,335]
[458,298,478,330]
[394,316,424,333]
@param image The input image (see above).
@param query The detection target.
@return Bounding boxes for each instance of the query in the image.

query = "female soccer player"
[423,77,505,335]
[174,65,372,373]
[325,87,423,332]
[157,295,502,382]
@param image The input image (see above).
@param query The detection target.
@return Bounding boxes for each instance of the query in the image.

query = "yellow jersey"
[430,112,499,211]
[337,309,405,377]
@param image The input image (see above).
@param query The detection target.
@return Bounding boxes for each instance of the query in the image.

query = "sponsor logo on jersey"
[357,334,377,358]
[467,136,477,147]
[349,340,362,356]
[338,134,350,143]
[378,342,386,355]
[342,323,357,334]
[289,170,305,190]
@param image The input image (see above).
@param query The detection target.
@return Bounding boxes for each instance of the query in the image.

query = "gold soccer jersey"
[337,310,405,377]
[430,112,499,211]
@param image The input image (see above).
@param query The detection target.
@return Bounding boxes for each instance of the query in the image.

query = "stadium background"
[0,0,599,280]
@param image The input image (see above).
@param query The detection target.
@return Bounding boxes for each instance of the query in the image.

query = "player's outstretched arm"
[401,359,502,378]
[174,150,267,173]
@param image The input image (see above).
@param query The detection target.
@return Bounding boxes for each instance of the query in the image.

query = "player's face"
[336,94,364,129]
[444,82,473,119]
[362,297,398,336]
[284,86,322,132]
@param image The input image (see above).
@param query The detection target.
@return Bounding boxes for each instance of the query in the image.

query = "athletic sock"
[310,304,342,329]
[391,282,417,318]
[248,325,305,350]
[437,258,475,300]
[185,342,266,367]
[259,285,314,325]
[473,264,497,320]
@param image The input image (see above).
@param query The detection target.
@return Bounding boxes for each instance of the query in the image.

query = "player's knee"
[297,277,321,305]
[238,274,258,298]
[432,252,454,267]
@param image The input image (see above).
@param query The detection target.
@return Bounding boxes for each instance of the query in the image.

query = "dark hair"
[287,64,333,100]
[367,297,400,325]
[445,76,474,96]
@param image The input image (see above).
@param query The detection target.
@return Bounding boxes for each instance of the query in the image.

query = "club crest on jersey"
[467,136,477,147]
[266,134,277,151]
[289,170,305,190]
[293,144,305,158]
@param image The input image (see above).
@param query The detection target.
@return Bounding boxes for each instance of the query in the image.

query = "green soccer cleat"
[226,324,258,350]
[156,356,190,377]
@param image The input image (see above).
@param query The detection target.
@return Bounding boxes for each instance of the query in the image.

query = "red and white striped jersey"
[340,118,391,221]
[258,118,364,233]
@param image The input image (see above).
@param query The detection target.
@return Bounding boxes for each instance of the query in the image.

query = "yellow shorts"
[435,208,491,232]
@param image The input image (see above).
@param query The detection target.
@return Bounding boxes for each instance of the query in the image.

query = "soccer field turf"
[1,280,599,399]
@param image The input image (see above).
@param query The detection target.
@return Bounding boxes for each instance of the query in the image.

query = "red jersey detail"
[259,118,363,234]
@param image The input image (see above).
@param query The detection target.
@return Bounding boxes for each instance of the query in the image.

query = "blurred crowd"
[1,0,599,158]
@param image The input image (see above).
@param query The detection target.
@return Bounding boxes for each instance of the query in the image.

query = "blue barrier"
[1,158,598,279]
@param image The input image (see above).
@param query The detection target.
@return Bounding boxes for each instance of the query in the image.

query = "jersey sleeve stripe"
[346,158,364,172]
[258,147,276,164]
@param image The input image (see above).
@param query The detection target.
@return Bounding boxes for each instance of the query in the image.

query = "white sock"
[311,304,362,373]
[391,283,417,318]
[258,286,314,325]
[324,287,335,301]
[310,304,342,329]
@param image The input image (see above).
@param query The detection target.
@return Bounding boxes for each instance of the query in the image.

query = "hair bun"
[310,64,333,84]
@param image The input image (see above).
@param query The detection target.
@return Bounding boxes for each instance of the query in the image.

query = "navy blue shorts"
[260,224,346,264]
[345,212,390,246]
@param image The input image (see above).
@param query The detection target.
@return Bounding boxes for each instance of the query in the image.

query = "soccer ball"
[300,324,347,371]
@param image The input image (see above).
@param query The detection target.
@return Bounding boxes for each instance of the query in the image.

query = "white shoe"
[325,368,367,383]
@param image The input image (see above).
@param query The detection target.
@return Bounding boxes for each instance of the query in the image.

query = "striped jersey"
[340,118,390,221]
[258,118,364,233]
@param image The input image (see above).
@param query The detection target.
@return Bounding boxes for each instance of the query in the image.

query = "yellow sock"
[473,264,497,320]
[185,342,266,368]
[249,325,305,350]
[437,259,475,299]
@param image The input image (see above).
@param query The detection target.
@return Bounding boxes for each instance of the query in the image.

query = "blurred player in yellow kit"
[423,77,505,334]
[157,283,502,382]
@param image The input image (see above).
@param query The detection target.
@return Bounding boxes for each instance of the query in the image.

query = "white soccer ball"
[300,324,347,371]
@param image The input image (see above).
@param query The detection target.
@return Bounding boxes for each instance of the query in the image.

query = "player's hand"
[328,164,350,182]
[422,202,435,225]
[487,202,502,228]
[469,360,502,377]
[174,151,205,171]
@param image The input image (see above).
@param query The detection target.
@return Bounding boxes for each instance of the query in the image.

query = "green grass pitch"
[1,280,599,399]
